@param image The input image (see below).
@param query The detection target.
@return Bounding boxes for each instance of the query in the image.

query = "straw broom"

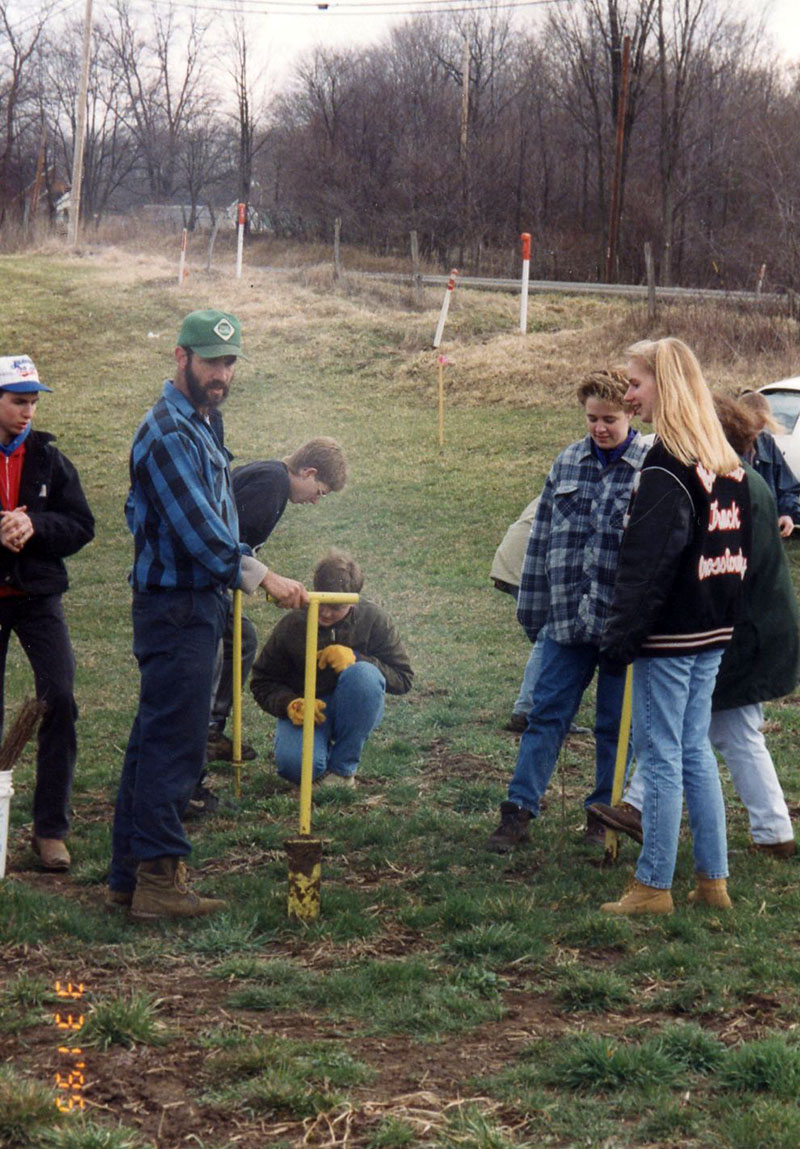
[0,698,46,773]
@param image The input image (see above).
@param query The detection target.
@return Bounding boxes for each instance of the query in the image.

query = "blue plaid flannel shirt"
[126,382,250,592]
[516,433,649,645]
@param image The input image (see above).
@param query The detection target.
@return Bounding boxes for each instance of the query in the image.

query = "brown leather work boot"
[486,801,532,854]
[587,802,643,844]
[601,878,674,915]
[31,836,71,871]
[103,887,133,911]
[131,857,227,921]
[688,876,732,909]
[749,840,796,859]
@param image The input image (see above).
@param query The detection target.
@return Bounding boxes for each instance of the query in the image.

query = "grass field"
[3,246,800,1149]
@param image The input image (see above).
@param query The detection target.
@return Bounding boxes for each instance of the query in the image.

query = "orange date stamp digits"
[53,981,86,1112]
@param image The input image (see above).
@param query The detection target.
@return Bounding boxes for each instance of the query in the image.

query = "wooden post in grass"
[177,228,187,287]
[206,218,219,272]
[644,242,657,323]
[333,217,342,281]
[410,230,422,295]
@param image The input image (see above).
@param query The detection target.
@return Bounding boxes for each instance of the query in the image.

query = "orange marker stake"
[520,232,531,333]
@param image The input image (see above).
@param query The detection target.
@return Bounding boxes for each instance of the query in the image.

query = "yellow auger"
[285,591,359,922]
[231,589,244,799]
[604,665,633,863]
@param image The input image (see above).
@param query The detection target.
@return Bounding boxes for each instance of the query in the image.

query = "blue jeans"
[109,589,227,892]
[633,650,726,890]
[513,635,544,716]
[507,636,626,815]
[0,595,78,839]
[274,661,386,783]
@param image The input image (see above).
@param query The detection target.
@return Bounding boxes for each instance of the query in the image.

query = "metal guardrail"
[364,270,786,305]
[255,263,788,305]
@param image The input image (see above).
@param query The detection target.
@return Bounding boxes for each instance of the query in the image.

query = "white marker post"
[177,228,187,287]
[433,268,458,349]
[235,202,246,279]
[520,232,531,333]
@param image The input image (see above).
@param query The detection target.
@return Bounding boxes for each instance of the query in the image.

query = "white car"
[757,378,800,478]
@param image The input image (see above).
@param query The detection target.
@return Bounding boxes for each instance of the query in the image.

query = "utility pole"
[605,34,631,284]
[459,35,470,266]
[68,0,93,247]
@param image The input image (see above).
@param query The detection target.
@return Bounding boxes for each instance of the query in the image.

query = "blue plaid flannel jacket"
[126,382,249,592]
[516,433,649,645]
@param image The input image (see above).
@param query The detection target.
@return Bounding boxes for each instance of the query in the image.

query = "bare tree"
[0,1,51,225]
[103,0,207,202]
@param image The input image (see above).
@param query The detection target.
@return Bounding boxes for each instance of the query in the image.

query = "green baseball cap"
[177,309,246,359]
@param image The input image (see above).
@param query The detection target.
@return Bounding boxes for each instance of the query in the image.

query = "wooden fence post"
[410,229,422,295]
[644,242,657,323]
[333,217,342,281]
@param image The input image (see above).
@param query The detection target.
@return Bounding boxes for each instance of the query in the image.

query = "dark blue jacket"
[750,432,800,523]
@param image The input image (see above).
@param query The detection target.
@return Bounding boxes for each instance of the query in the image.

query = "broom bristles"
[0,698,46,773]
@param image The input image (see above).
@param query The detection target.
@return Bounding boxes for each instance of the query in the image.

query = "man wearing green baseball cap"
[107,309,308,920]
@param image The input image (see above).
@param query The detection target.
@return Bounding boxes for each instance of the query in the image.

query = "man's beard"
[185,358,229,410]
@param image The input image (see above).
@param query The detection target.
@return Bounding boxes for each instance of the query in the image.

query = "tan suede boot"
[688,876,732,909]
[601,879,674,916]
[131,857,227,921]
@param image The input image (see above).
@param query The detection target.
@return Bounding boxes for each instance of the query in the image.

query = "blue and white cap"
[0,356,52,393]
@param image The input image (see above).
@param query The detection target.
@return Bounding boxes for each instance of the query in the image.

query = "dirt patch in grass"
[422,738,509,785]
[1,944,567,1148]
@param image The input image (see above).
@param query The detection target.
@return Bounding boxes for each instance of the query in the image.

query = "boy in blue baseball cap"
[0,355,94,872]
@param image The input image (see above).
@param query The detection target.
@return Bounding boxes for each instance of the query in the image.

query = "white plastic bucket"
[0,770,13,879]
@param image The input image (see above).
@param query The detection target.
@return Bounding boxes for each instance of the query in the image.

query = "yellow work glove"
[317,644,357,673]
[287,698,327,726]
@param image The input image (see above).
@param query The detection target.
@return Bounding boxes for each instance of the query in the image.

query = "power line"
[127,0,566,16]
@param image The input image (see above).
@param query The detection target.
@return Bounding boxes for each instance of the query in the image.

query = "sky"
[9,0,800,87]
[241,0,800,85]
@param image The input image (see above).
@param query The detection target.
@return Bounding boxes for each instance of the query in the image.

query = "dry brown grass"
[12,238,800,407]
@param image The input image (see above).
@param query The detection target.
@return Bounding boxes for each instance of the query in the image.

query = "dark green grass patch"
[81,992,170,1050]
[0,1065,61,1148]
[719,1036,800,1098]
[200,1035,373,1119]
[553,966,632,1013]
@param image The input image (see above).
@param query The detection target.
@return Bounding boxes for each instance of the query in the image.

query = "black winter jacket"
[0,431,95,596]
[602,440,750,664]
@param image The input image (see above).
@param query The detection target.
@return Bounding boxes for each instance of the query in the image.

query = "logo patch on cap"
[213,318,235,342]
[12,358,37,379]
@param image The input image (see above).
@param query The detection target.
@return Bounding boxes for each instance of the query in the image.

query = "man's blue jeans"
[507,636,626,815]
[109,589,227,892]
[274,661,386,782]
[633,649,726,890]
